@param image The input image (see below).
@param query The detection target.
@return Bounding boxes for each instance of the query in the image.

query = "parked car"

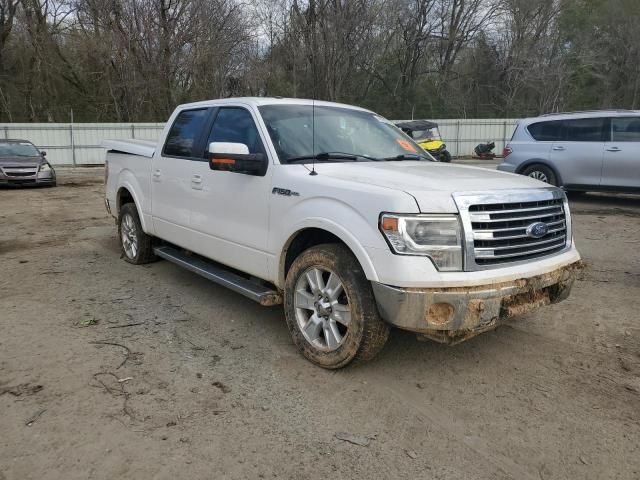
[395,120,452,162]
[499,110,640,193]
[104,97,581,369]
[0,139,56,187]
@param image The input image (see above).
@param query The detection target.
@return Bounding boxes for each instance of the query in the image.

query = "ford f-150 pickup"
[104,97,581,368]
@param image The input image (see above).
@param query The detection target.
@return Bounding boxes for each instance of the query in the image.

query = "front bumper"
[371,261,581,344]
[0,171,56,186]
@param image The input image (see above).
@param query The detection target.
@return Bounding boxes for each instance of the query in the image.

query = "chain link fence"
[0,119,519,165]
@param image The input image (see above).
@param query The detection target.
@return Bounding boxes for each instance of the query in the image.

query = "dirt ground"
[1,167,639,480]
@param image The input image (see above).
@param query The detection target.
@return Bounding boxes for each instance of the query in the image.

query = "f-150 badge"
[272,187,300,197]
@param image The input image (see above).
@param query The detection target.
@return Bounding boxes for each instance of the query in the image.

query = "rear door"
[151,108,212,245]
[602,116,640,189]
[548,117,606,187]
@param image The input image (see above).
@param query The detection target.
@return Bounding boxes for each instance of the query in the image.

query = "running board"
[153,245,282,306]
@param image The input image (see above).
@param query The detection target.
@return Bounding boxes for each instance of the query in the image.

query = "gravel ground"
[1,167,638,480]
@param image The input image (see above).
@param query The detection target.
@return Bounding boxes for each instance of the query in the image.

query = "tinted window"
[564,118,605,142]
[612,117,640,142]
[163,109,209,157]
[207,108,264,154]
[527,121,564,141]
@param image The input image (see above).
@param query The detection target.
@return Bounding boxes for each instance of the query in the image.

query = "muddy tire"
[117,203,155,265]
[284,243,390,369]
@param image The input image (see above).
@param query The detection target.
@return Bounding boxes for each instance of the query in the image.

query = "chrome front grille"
[454,190,571,270]
[3,167,37,177]
[470,199,566,265]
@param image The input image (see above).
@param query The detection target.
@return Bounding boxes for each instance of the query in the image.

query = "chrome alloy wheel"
[294,267,351,351]
[528,170,549,183]
[121,213,138,259]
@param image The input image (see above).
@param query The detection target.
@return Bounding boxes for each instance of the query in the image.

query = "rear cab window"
[163,108,210,158]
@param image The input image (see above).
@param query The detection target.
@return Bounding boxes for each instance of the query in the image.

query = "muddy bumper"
[371,262,581,344]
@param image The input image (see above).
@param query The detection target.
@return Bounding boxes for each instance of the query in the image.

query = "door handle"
[552,146,565,151]
[191,174,203,190]
[606,147,621,152]
[152,169,161,180]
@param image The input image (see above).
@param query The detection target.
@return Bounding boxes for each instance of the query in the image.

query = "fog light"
[426,303,454,326]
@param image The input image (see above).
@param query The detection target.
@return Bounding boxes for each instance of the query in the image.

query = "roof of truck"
[177,97,373,113]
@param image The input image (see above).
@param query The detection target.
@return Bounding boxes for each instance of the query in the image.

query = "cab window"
[206,107,264,155]
[612,117,640,142]
[163,108,210,158]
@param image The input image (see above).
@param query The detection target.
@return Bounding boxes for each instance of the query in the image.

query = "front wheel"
[284,244,390,369]
[440,150,452,162]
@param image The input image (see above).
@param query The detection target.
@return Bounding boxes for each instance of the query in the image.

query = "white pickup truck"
[104,97,581,368]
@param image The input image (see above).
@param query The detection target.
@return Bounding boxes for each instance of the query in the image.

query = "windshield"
[258,104,432,163]
[0,142,40,158]
[411,127,440,142]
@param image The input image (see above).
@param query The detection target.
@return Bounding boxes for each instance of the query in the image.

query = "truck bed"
[103,139,156,158]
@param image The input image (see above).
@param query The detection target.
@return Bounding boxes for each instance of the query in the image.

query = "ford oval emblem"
[526,222,549,239]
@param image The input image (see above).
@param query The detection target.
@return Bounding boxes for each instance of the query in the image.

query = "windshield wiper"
[287,152,360,164]
[381,153,430,161]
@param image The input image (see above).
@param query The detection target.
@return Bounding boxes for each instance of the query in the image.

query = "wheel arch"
[116,186,136,213]
[278,224,378,289]
[115,183,150,233]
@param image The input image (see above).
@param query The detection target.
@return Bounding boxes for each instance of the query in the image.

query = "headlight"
[39,163,51,172]
[380,214,463,271]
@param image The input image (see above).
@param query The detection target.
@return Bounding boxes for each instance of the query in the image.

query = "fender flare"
[116,170,151,233]
[277,218,379,288]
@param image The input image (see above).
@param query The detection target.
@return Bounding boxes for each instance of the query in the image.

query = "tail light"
[104,159,109,185]
[502,146,513,158]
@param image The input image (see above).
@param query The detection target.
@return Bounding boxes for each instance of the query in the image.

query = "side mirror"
[41,151,47,157]
[208,142,266,176]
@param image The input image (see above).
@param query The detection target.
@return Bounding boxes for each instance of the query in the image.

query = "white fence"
[0,123,164,165]
[0,119,519,165]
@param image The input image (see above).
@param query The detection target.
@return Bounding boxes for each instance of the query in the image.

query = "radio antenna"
[309,10,318,176]
[310,99,317,175]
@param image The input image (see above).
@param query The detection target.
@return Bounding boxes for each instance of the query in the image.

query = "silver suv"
[498,110,640,193]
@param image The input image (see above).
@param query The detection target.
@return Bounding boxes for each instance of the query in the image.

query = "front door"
[602,116,640,190]
[188,106,273,280]
[549,117,606,188]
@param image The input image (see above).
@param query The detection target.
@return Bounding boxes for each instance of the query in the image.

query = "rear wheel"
[522,164,557,186]
[440,150,452,162]
[117,203,155,264]
[284,243,390,369]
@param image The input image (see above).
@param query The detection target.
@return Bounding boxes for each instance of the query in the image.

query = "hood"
[312,161,551,213]
[0,155,43,168]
